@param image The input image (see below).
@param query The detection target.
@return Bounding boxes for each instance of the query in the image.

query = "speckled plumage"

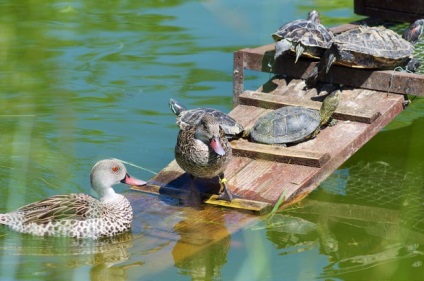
[175,114,233,201]
[0,159,146,239]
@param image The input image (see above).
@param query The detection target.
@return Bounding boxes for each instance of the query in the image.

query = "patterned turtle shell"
[169,98,244,139]
[272,10,334,61]
[328,25,415,69]
[250,90,341,145]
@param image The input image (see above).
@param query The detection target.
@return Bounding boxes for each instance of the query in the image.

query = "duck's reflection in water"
[172,208,230,280]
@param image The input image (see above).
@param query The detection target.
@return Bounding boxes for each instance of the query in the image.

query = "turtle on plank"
[272,10,334,62]
[250,89,340,145]
[313,20,424,81]
[169,98,244,140]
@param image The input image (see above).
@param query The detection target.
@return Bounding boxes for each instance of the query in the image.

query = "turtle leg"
[217,174,233,202]
[295,44,305,63]
[328,117,338,127]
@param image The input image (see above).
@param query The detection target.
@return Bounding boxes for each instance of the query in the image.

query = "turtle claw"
[295,44,304,63]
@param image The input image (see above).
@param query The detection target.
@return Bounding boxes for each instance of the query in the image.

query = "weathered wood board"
[133,78,405,210]
[132,20,418,212]
[233,44,424,102]
[355,0,424,23]
[233,21,424,103]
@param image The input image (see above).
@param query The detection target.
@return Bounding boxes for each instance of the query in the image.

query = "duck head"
[195,114,226,156]
[90,159,146,201]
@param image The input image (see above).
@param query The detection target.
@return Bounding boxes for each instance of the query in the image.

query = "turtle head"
[406,58,421,72]
[403,19,424,44]
[319,89,341,126]
[307,10,320,24]
[169,98,187,116]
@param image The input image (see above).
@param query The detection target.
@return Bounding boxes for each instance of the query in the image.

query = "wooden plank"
[231,139,331,167]
[233,50,245,106]
[237,45,424,96]
[353,0,424,22]
[205,196,272,214]
[132,182,272,214]
[366,0,424,17]
[230,91,404,206]
[139,84,404,212]
[239,89,382,124]
[360,7,424,23]
[354,0,366,16]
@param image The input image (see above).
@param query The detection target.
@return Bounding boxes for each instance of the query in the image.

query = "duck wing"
[15,193,101,224]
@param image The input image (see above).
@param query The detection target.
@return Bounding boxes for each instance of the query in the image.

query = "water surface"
[1,0,423,280]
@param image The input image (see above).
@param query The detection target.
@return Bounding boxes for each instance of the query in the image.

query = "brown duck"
[175,113,233,202]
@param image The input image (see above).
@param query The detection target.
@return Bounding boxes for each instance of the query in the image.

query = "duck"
[175,113,234,202]
[0,159,146,239]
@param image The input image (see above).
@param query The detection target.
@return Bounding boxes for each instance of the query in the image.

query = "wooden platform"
[355,0,424,23]
[132,20,424,213]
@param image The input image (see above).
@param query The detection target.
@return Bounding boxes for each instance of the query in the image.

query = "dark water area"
[1,0,423,280]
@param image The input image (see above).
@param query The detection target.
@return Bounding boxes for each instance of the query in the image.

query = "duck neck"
[195,128,210,145]
[94,185,120,203]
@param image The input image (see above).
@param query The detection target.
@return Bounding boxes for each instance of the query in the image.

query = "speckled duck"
[175,114,234,202]
[0,159,146,239]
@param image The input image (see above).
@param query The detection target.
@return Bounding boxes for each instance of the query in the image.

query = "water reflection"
[1,0,423,279]
[172,208,230,280]
[0,231,143,280]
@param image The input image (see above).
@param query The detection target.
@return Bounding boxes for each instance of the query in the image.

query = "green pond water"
[1,0,424,280]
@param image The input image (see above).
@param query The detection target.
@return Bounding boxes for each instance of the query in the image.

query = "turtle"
[250,89,340,145]
[321,21,424,74]
[169,98,244,140]
[272,10,334,62]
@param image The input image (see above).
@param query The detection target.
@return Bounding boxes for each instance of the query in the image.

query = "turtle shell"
[272,16,333,59]
[332,26,414,68]
[251,106,320,144]
[178,108,244,138]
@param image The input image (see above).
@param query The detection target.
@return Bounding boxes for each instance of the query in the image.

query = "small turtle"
[322,21,423,73]
[272,10,334,62]
[169,98,244,140]
[250,89,340,145]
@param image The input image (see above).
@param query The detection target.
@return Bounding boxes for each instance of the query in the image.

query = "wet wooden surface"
[133,78,405,210]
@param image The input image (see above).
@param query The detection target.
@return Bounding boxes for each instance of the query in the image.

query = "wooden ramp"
[132,21,424,214]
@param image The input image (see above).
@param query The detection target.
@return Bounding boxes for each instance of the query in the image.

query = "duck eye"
[112,166,119,172]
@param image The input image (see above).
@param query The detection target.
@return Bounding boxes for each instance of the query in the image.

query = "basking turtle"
[321,21,424,74]
[169,98,244,140]
[250,89,340,145]
[272,10,334,62]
